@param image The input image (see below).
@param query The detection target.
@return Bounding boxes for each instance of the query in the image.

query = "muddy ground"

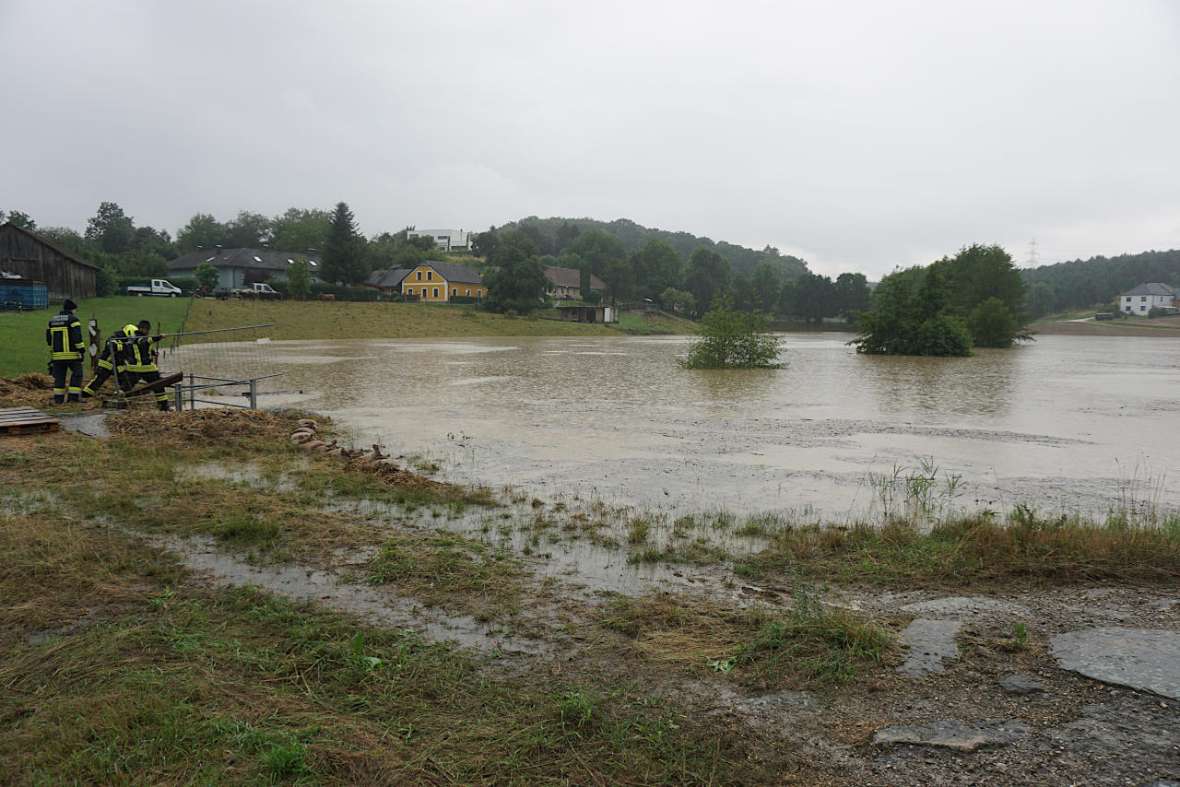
[2,401,1178,784]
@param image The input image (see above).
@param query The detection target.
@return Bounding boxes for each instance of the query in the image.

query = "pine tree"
[323,202,365,284]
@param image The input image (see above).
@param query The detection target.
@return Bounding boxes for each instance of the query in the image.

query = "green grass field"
[1,298,695,377]
[0,296,191,377]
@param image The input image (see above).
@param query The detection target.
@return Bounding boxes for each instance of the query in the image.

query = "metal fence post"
[248,378,257,409]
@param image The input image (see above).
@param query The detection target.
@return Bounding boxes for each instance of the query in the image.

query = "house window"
[466,289,471,296]
[427,271,433,281]
[1142,296,1147,302]
[416,271,422,281]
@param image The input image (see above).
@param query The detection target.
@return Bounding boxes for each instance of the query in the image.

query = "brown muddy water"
[172,333,1180,521]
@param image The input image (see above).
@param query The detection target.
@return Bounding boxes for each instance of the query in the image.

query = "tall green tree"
[853,266,972,356]
[194,262,219,292]
[177,213,226,252]
[271,208,331,252]
[934,244,1025,318]
[286,259,312,299]
[554,221,581,253]
[132,226,176,259]
[684,247,731,316]
[485,229,546,313]
[750,263,782,313]
[223,211,273,248]
[322,202,367,284]
[630,239,683,301]
[568,229,627,279]
[4,210,36,230]
[471,226,498,258]
[85,201,135,253]
[833,272,871,318]
[787,272,837,323]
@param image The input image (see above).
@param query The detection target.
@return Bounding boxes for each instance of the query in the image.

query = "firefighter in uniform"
[46,299,85,404]
[124,320,171,411]
[80,325,133,398]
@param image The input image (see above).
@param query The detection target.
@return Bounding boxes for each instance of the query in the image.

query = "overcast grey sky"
[2,0,1178,277]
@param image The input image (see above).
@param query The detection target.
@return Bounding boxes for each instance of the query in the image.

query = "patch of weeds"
[0,450,30,468]
[997,621,1030,653]
[627,518,652,545]
[734,588,894,689]
[208,513,281,546]
[601,590,893,690]
[735,513,785,538]
[557,689,596,729]
[263,741,309,779]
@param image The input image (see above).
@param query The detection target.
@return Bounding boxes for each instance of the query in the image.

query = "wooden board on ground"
[124,372,184,399]
[0,406,60,435]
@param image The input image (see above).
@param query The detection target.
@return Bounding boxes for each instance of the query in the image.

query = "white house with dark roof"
[167,248,321,290]
[1119,283,1176,315]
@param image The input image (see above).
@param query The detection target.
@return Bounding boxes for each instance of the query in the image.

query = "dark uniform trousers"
[82,334,132,398]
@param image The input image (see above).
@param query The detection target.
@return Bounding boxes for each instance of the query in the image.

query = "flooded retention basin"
[175,333,1180,519]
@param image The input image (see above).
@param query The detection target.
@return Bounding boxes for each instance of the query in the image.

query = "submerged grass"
[366,531,525,621]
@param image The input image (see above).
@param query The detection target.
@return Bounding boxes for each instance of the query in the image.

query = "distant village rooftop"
[1120,282,1176,297]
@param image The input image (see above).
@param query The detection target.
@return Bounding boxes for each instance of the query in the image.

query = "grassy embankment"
[0,296,695,376]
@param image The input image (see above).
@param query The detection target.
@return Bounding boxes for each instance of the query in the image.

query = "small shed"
[556,303,617,324]
[0,223,98,300]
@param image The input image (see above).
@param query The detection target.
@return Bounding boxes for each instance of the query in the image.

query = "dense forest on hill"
[1022,249,1180,317]
[496,216,810,280]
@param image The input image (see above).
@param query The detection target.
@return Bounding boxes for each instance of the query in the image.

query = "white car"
[127,279,182,297]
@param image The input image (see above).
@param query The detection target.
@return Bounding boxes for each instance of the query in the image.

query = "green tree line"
[1021,249,1180,317]
[476,222,870,320]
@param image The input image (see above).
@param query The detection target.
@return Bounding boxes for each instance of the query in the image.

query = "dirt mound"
[108,408,302,447]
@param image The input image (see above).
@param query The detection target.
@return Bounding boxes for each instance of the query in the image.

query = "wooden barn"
[0,222,98,300]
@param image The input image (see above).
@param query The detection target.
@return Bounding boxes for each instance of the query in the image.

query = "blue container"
[0,281,49,310]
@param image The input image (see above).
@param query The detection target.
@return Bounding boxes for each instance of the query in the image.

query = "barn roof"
[0,223,100,270]
[543,265,605,291]
[168,247,321,274]
[1122,282,1176,297]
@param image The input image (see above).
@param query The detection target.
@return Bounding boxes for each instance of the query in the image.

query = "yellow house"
[401,261,487,302]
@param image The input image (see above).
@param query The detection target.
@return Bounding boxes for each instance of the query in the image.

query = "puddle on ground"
[175,461,299,492]
[59,412,110,438]
[150,532,547,656]
[323,496,771,598]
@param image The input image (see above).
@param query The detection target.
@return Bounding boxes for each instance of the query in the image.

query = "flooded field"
[173,333,1180,520]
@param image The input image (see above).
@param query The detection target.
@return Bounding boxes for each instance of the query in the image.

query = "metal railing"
[171,372,284,411]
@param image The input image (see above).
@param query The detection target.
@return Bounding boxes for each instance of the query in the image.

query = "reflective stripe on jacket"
[46,311,84,361]
[124,335,160,372]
